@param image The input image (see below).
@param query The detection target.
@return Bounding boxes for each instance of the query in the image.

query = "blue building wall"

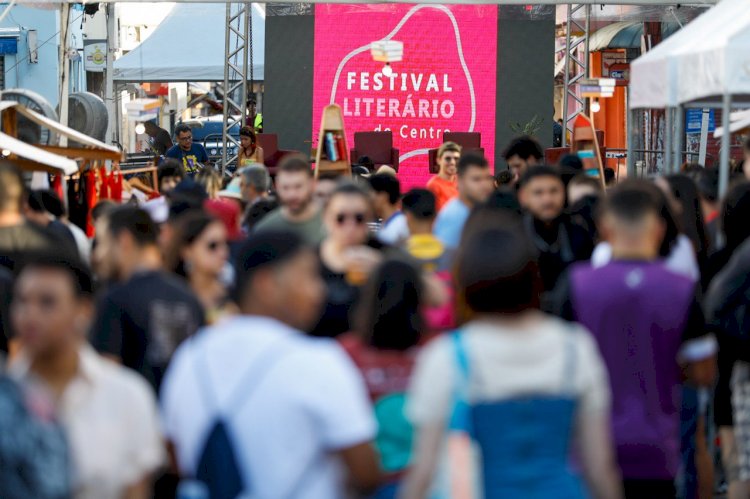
[0,4,86,110]
[0,5,60,107]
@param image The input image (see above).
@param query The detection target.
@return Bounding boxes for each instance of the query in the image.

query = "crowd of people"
[2,133,750,499]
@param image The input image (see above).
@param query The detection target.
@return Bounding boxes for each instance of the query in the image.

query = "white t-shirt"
[377,212,410,246]
[11,345,165,499]
[407,316,610,427]
[160,316,376,499]
[591,234,700,282]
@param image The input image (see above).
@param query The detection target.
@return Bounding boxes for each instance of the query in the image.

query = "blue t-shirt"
[433,198,470,250]
[165,143,209,174]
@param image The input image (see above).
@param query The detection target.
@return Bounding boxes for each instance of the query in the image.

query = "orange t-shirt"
[427,175,459,211]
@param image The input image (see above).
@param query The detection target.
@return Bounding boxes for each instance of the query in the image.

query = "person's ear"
[74,298,94,335]
[654,218,667,246]
[517,187,528,207]
[598,213,614,243]
[246,268,279,311]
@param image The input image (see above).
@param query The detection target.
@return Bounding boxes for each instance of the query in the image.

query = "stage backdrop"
[313,4,498,190]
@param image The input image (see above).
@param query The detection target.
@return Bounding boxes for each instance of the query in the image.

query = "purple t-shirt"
[566,261,705,480]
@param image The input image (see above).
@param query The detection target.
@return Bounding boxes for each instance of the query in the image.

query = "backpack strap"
[448,330,473,434]
[192,336,292,419]
[560,326,578,395]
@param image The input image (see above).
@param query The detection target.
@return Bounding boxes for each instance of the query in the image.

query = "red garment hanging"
[98,165,110,201]
[109,165,123,202]
[51,174,64,201]
[85,168,98,237]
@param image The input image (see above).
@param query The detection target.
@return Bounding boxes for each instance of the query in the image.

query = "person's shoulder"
[253,208,284,230]
[164,145,180,157]
[93,350,156,402]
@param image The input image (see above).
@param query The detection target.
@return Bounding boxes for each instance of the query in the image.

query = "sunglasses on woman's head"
[335,212,366,226]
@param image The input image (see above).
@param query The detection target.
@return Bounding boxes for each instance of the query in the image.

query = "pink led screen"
[313,4,498,189]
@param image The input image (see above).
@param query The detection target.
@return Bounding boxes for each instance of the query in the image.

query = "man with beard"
[518,166,593,293]
[254,155,325,246]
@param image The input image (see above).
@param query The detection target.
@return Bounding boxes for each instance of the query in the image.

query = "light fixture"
[1,149,10,157]
[135,123,146,135]
[371,40,402,78]
[591,99,601,113]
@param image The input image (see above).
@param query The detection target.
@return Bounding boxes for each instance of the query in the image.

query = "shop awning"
[0,101,123,162]
[589,21,680,51]
[0,132,78,175]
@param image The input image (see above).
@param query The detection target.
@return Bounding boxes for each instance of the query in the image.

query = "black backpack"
[190,342,289,499]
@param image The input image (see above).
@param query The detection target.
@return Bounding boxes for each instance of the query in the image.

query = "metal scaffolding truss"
[221,2,251,174]
[561,4,591,147]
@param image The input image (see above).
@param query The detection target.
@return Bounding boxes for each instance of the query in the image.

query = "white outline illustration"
[328,4,476,162]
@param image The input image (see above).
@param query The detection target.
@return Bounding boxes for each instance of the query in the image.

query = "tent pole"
[627,105,635,178]
[698,108,710,166]
[58,3,71,147]
[105,2,116,146]
[719,93,731,198]
[664,107,673,175]
[674,104,683,172]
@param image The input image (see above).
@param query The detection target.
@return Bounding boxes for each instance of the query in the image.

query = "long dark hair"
[165,210,218,277]
[457,227,542,317]
[239,126,257,156]
[666,174,709,263]
[354,258,423,351]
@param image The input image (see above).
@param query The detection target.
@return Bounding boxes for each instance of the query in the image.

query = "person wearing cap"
[246,97,263,133]
[205,197,245,263]
[161,230,381,498]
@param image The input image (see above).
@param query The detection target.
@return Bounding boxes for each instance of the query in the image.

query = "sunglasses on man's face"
[335,212,366,226]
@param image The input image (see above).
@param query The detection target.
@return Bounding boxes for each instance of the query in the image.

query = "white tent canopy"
[630,0,750,109]
[113,3,265,82]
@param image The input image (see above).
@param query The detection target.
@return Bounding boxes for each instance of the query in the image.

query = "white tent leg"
[105,3,116,146]
[627,105,635,178]
[661,107,673,175]
[698,108,710,166]
[719,94,731,198]
[674,105,683,172]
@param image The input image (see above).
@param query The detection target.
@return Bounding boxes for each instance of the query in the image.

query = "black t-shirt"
[524,214,594,293]
[309,238,398,338]
[0,222,75,271]
[90,271,205,392]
